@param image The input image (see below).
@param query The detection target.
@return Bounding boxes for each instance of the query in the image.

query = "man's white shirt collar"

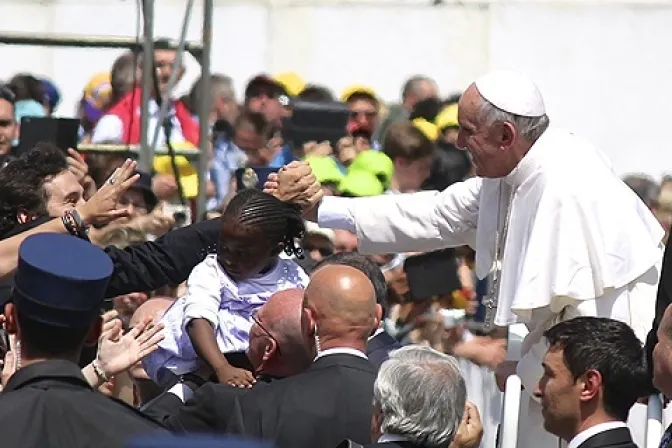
[568,421,627,448]
[368,328,385,341]
[314,347,368,361]
[378,433,410,443]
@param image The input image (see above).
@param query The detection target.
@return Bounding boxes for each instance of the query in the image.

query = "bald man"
[144,290,311,428]
[168,266,378,447]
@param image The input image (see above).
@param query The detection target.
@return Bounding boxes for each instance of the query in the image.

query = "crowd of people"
[0,40,671,448]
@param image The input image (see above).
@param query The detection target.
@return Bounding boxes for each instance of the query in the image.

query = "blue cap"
[127,435,275,448]
[40,78,61,111]
[13,234,113,328]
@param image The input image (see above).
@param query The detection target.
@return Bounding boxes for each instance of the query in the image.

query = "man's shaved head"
[130,297,173,328]
[304,265,377,350]
[248,288,311,376]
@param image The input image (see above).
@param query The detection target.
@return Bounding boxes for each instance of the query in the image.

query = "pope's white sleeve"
[317,196,357,232]
[182,258,222,327]
[352,177,482,254]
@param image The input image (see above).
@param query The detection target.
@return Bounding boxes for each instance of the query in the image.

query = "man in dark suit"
[170,264,379,448]
[314,252,401,369]
[534,317,645,448]
[651,304,672,448]
[144,288,312,426]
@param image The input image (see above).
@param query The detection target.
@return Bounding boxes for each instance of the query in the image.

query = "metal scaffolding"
[0,0,214,222]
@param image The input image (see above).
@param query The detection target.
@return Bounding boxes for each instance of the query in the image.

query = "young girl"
[144,189,309,387]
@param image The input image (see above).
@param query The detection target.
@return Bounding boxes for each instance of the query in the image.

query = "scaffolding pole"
[139,0,155,174]
[196,0,214,222]
[0,31,203,54]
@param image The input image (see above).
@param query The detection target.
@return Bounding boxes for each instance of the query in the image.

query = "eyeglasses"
[251,311,281,356]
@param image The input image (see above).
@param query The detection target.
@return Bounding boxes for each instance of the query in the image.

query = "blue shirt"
[208,136,246,210]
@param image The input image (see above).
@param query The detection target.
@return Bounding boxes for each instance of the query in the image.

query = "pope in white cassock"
[267,70,664,447]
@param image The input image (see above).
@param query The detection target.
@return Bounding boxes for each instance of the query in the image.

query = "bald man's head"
[248,288,312,377]
[304,265,378,351]
[130,297,173,328]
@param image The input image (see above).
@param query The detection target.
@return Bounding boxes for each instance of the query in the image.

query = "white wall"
[0,0,671,177]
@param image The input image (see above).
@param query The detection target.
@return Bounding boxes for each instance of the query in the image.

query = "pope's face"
[456,85,515,178]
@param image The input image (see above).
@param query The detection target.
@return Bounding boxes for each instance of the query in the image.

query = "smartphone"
[17,117,80,154]
[404,249,461,302]
[282,100,349,149]
[235,167,279,191]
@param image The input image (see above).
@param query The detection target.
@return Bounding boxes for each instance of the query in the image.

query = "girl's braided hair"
[222,188,305,258]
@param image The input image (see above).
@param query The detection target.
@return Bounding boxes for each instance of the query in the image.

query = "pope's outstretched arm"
[267,163,482,255]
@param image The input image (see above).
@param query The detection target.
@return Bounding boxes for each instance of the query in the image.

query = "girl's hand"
[215,365,256,388]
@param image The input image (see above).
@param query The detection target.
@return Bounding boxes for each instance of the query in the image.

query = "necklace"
[482,182,516,330]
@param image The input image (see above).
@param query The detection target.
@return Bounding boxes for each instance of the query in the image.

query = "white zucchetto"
[474,70,546,117]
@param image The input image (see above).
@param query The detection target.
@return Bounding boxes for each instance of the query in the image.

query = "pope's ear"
[500,122,516,147]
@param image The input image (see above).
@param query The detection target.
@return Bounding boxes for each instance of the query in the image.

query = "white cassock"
[318,126,664,447]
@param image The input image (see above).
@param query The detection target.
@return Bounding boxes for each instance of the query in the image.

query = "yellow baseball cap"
[273,72,306,97]
[153,143,199,198]
[412,118,439,141]
[338,170,384,197]
[340,84,377,103]
[435,104,459,130]
[305,155,344,186]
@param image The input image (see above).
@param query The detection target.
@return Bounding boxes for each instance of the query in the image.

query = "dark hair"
[442,93,462,107]
[314,253,388,318]
[544,317,648,421]
[8,74,44,103]
[235,111,271,137]
[221,189,305,258]
[17,310,91,358]
[297,85,334,102]
[422,143,472,191]
[409,97,441,122]
[0,143,68,238]
[622,174,660,209]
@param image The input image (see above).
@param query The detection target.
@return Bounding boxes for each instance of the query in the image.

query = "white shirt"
[378,433,411,443]
[314,347,368,361]
[92,99,187,146]
[317,126,663,398]
[568,421,627,448]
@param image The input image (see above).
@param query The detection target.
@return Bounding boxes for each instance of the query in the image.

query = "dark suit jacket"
[337,440,424,448]
[646,231,672,393]
[167,353,376,448]
[0,216,219,302]
[577,427,637,448]
[366,331,401,370]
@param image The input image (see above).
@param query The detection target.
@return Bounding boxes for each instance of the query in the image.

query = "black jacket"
[576,427,637,448]
[0,360,167,448]
[366,331,401,370]
[163,353,376,448]
[646,232,672,392]
[0,217,220,301]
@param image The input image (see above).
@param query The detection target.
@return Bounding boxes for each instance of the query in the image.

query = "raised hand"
[450,401,483,448]
[263,161,323,213]
[96,315,164,378]
[76,159,139,227]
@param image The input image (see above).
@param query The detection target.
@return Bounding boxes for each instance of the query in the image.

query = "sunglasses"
[251,311,281,356]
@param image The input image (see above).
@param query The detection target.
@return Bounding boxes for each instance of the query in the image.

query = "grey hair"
[373,345,467,448]
[476,95,550,142]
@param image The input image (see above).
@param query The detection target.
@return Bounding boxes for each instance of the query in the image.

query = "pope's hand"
[263,161,323,213]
